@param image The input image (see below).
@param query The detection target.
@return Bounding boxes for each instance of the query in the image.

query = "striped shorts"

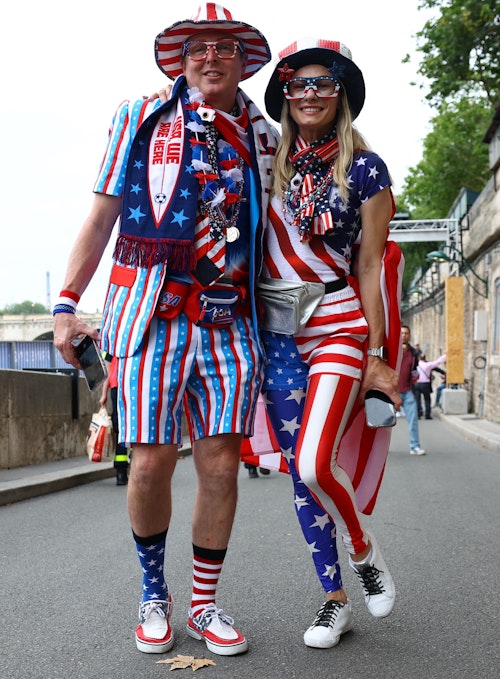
[116,311,262,445]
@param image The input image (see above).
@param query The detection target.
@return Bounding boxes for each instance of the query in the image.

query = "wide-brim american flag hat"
[264,37,365,122]
[155,3,271,81]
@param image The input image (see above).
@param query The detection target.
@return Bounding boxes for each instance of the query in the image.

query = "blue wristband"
[52,304,76,316]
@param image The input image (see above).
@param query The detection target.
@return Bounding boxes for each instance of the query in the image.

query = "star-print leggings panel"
[264,387,343,593]
[262,311,369,555]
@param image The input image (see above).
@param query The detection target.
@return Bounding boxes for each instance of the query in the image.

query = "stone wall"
[402,167,500,423]
[0,369,100,469]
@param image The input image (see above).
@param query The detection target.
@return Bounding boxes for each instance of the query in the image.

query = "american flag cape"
[241,238,404,514]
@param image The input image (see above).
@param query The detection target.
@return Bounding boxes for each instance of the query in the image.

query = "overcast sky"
[1,0,434,312]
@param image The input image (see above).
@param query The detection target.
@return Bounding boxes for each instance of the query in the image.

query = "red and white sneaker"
[186,603,248,656]
[135,596,174,654]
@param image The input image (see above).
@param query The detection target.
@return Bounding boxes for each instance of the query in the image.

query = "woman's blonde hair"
[272,87,371,203]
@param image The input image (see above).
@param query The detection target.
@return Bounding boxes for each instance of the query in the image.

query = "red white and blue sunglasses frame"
[283,76,341,100]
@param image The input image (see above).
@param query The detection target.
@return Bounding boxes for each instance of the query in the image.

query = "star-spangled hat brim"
[155,3,271,81]
[264,38,365,122]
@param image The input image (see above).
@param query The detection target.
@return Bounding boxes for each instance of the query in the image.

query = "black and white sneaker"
[349,533,395,618]
[303,600,353,648]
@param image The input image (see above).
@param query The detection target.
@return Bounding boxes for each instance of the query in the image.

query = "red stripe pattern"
[242,240,405,515]
[155,4,271,81]
[190,552,224,618]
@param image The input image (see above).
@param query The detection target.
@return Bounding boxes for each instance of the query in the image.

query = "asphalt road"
[1,416,499,679]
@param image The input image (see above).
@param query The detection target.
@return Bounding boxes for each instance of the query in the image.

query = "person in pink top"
[415,353,447,419]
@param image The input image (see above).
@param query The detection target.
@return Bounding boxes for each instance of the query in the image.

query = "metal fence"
[0,341,73,370]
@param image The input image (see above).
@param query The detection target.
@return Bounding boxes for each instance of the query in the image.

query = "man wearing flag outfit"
[53,3,278,658]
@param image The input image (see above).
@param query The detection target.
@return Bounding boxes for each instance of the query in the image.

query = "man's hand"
[53,313,100,369]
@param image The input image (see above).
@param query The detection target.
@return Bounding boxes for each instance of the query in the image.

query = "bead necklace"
[187,88,245,243]
[282,159,336,226]
[202,122,244,242]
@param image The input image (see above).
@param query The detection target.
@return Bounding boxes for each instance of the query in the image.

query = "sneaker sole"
[135,633,174,654]
[186,623,248,656]
[366,596,395,618]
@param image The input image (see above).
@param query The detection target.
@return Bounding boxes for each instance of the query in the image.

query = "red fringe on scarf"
[113,234,197,271]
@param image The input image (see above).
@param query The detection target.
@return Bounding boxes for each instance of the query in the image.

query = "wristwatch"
[367,346,388,360]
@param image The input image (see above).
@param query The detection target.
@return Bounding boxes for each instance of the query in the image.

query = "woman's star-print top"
[263,150,391,282]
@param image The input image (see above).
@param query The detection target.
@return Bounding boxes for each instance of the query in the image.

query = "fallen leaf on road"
[191,658,217,670]
[156,654,217,671]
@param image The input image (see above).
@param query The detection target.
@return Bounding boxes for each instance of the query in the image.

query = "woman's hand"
[148,84,173,102]
[359,356,402,409]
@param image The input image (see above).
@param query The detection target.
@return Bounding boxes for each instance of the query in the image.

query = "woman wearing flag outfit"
[246,37,404,648]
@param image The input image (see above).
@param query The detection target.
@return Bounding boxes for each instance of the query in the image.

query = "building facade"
[402,101,500,422]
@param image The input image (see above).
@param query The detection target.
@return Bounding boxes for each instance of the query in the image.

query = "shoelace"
[140,600,168,623]
[194,603,234,632]
[312,600,345,629]
[354,563,385,595]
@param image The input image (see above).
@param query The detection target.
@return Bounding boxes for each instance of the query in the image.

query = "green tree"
[398,2,498,292]
[411,0,500,106]
[2,301,48,315]
[400,98,491,217]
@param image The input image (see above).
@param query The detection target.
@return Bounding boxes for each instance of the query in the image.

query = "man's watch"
[367,346,388,360]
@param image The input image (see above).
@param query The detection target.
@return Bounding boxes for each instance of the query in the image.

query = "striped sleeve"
[93,98,162,196]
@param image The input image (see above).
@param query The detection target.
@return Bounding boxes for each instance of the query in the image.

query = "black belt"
[325,278,348,294]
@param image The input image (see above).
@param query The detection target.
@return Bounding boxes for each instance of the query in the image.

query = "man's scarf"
[288,131,339,242]
[112,81,269,273]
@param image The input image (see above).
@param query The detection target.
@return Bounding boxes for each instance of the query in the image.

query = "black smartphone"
[74,335,107,391]
[365,390,396,428]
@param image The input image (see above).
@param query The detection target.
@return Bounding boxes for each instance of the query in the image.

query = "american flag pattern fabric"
[135,536,168,602]
[242,239,404,516]
[117,312,262,446]
[263,388,344,593]
[241,150,404,519]
[190,552,224,618]
[259,291,369,555]
[93,80,278,359]
[264,150,392,282]
[155,3,271,81]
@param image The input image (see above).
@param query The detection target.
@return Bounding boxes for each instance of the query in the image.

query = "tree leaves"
[400,98,491,218]
[414,0,500,105]
[156,654,217,671]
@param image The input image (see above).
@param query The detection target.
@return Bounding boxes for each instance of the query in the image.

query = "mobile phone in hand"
[365,390,396,428]
[74,335,107,391]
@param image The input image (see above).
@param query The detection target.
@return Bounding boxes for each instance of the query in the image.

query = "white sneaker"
[135,596,174,653]
[410,447,426,455]
[303,600,353,648]
[349,533,395,618]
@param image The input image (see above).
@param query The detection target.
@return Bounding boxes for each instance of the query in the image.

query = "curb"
[0,463,115,507]
[0,444,193,507]
[436,412,500,454]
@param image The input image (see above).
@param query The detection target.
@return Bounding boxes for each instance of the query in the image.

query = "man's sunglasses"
[183,40,243,61]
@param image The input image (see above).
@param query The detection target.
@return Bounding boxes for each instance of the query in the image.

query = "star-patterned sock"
[190,544,227,618]
[133,529,168,604]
